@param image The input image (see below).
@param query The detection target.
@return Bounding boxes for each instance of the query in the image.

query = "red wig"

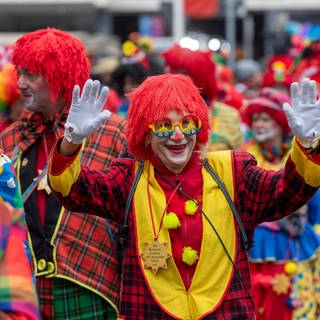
[12,28,90,105]
[127,73,210,160]
[162,44,217,104]
[242,87,291,134]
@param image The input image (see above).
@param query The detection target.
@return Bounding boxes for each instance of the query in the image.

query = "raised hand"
[282,78,320,149]
[64,79,111,144]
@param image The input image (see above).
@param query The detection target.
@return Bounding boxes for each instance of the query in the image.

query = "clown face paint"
[146,110,197,174]
[252,112,283,143]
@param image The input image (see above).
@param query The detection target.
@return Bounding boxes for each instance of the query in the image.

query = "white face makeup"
[252,112,282,143]
[146,110,197,174]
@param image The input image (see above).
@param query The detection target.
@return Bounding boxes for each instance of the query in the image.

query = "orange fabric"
[184,0,219,19]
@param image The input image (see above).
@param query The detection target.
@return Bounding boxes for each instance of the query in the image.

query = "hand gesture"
[283,78,320,149]
[65,79,111,144]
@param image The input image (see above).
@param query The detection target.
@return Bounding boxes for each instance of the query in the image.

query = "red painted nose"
[172,127,184,141]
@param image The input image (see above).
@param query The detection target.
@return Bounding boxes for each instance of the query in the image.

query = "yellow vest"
[133,152,236,319]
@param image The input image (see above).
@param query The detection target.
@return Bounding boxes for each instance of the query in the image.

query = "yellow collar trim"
[133,152,236,319]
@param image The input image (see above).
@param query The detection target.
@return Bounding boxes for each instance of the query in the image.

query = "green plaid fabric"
[52,277,117,320]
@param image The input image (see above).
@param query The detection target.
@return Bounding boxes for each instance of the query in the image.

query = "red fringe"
[127,73,210,160]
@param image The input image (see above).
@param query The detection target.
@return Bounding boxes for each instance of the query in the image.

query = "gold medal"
[141,239,171,274]
[36,169,51,195]
[272,273,291,295]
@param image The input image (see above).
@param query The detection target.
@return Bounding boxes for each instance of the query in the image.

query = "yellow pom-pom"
[163,212,180,229]
[284,261,298,275]
[182,246,199,266]
[122,41,137,57]
[185,200,198,215]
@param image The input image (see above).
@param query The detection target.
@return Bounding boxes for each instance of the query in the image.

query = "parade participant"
[0,152,39,319]
[241,87,292,167]
[162,44,243,151]
[234,59,262,99]
[110,62,150,118]
[0,63,24,131]
[0,28,127,319]
[241,87,320,319]
[49,74,320,319]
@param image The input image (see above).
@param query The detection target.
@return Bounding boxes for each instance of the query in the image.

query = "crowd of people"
[1,26,320,320]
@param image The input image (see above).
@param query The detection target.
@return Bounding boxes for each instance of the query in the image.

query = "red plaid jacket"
[49,139,320,319]
[0,111,128,316]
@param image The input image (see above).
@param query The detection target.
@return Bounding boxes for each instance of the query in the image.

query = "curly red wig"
[12,28,90,105]
[127,73,210,160]
[162,44,217,104]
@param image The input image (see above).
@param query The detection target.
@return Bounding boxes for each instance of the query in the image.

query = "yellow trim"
[290,138,320,187]
[49,204,119,313]
[48,151,81,197]
[48,206,65,277]
[134,152,236,319]
[14,142,119,313]
[242,142,289,170]
[15,151,22,195]
[54,274,119,314]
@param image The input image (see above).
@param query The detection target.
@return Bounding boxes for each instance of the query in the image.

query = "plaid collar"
[14,108,68,152]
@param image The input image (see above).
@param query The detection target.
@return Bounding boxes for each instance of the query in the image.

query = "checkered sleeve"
[51,156,134,224]
[234,139,320,229]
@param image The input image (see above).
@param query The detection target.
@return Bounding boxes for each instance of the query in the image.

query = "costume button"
[22,158,28,166]
[47,261,55,273]
[38,259,46,271]
[258,307,264,314]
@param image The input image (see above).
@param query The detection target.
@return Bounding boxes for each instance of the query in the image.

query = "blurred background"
[0,0,319,66]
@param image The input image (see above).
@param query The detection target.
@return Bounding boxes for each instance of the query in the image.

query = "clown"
[241,87,320,319]
[241,87,292,168]
[162,44,243,152]
[49,74,320,319]
[0,28,128,319]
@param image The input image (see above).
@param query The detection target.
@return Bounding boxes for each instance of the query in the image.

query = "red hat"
[242,87,291,133]
[127,73,210,160]
[292,40,320,84]
[12,28,90,105]
[162,44,217,104]
[262,54,294,88]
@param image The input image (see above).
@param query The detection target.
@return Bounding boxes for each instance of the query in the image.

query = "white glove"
[65,79,111,144]
[282,78,320,149]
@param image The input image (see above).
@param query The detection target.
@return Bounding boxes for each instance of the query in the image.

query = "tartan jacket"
[49,138,320,319]
[0,152,40,319]
[0,112,128,315]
